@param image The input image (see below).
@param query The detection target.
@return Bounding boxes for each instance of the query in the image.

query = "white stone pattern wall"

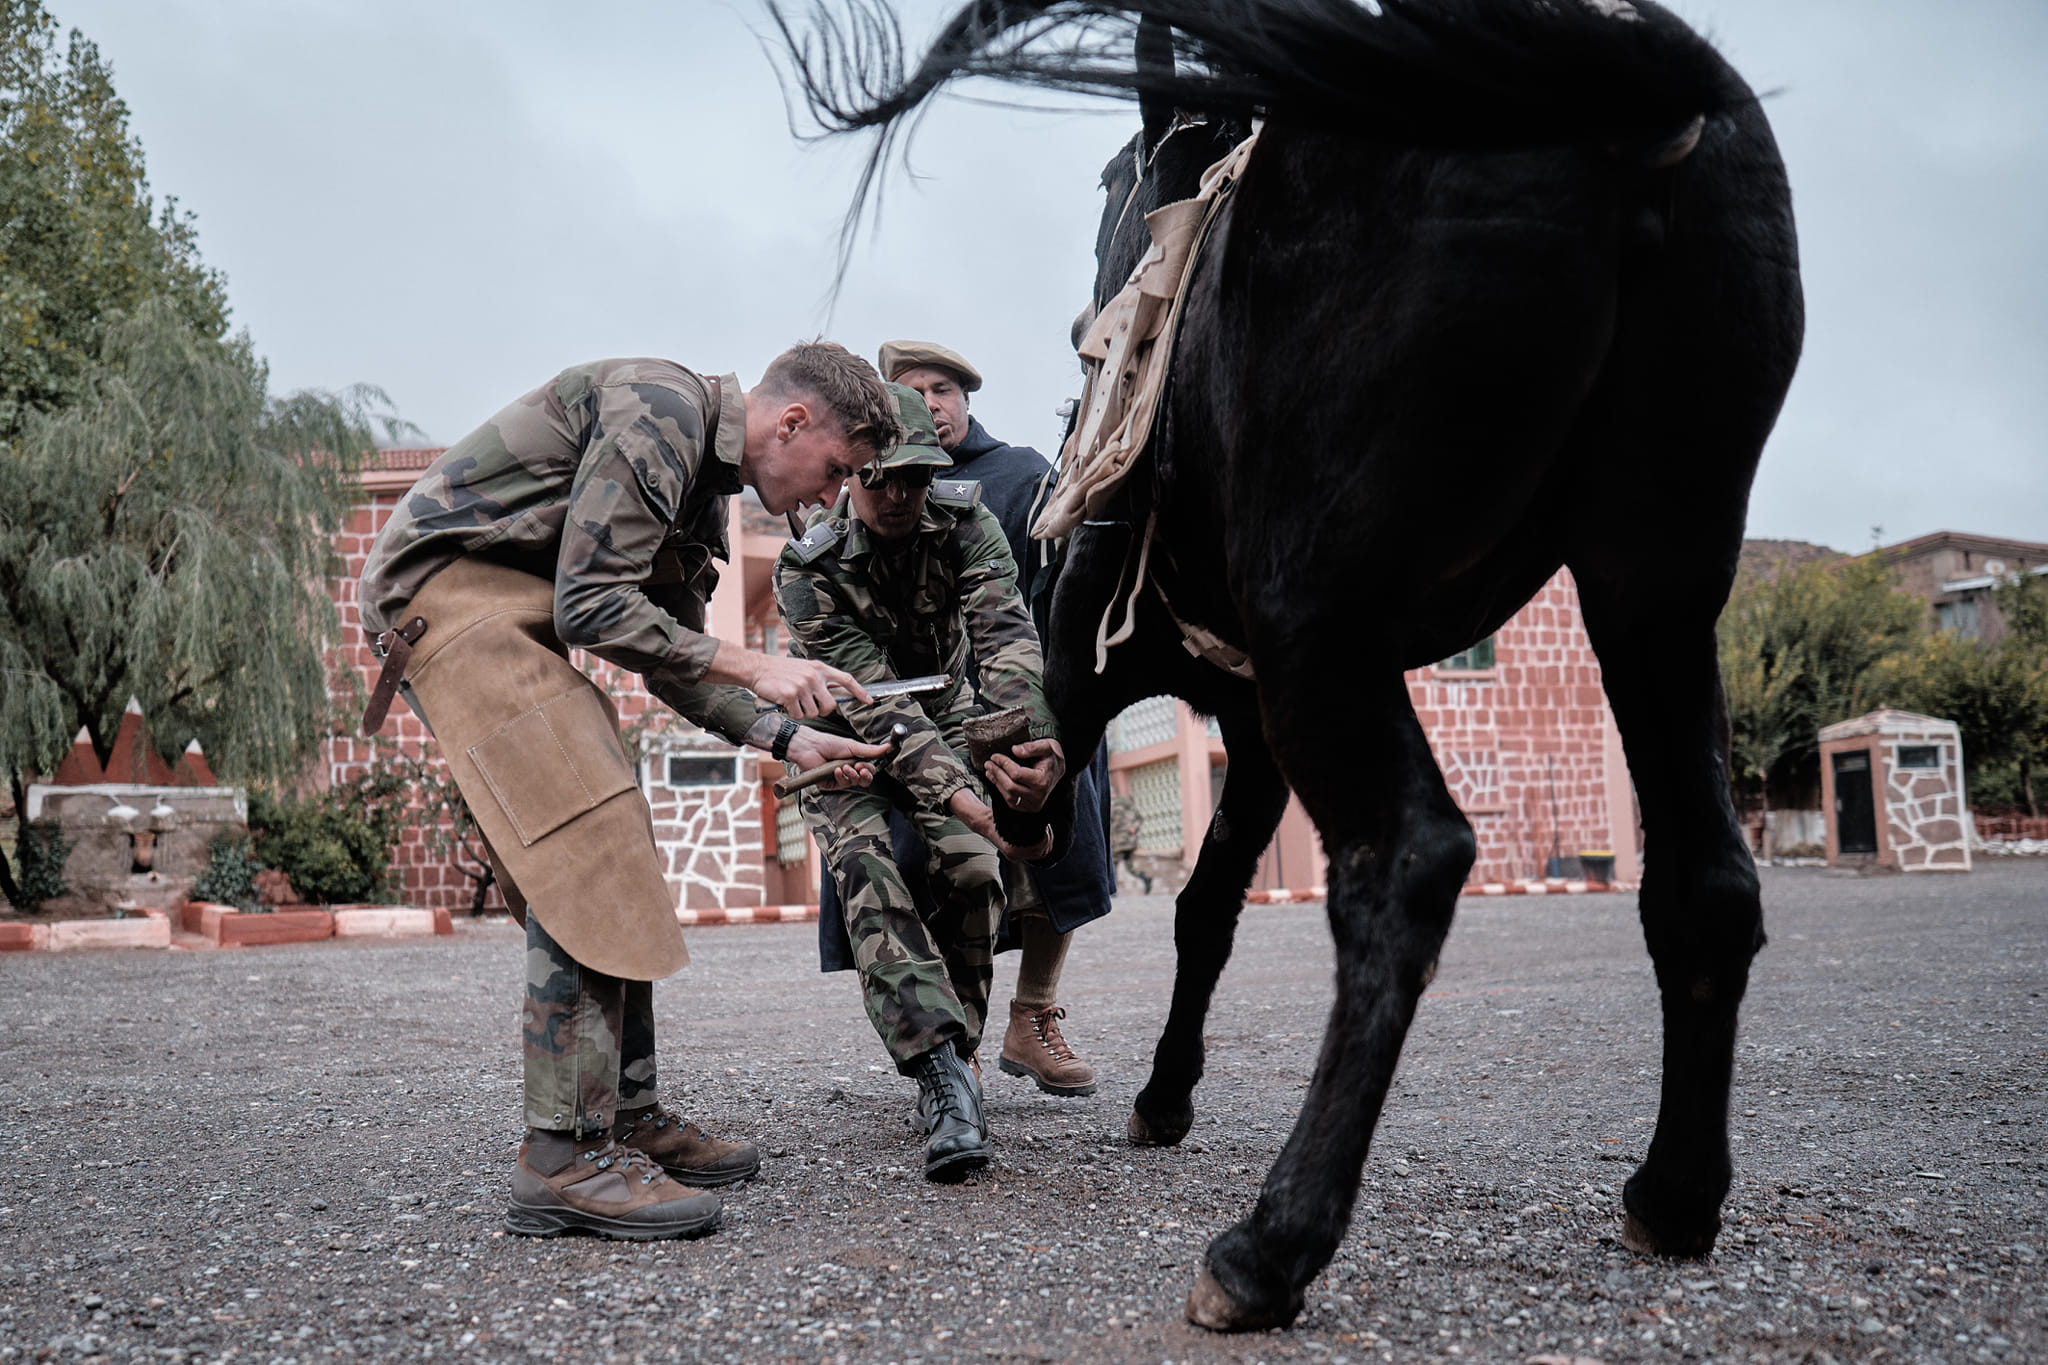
[1127,757,1184,853]
[645,739,767,909]
[1884,733,1971,872]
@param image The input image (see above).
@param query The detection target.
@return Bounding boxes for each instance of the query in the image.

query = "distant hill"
[1739,538,1844,582]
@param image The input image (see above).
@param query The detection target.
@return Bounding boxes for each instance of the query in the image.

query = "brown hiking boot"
[505,1133,721,1241]
[614,1104,760,1188]
[998,1001,1097,1096]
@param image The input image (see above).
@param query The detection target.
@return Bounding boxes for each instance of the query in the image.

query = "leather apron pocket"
[469,687,638,847]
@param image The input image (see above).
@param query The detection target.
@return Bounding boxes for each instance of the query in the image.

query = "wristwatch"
[771,714,802,762]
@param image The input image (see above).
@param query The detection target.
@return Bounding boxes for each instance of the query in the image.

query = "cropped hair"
[759,340,904,455]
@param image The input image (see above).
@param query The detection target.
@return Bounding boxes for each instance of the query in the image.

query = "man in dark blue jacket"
[813,340,1112,1095]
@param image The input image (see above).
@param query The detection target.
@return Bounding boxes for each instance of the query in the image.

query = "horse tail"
[773,1,1743,151]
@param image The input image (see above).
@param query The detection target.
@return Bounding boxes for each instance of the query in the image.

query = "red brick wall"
[325,489,782,912]
[1407,571,1622,884]
[327,492,488,909]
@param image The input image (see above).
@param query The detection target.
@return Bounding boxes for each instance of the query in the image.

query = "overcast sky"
[51,0,2048,552]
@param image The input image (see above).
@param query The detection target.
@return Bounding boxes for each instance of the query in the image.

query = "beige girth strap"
[1089,504,1257,683]
[1156,580,1256,680]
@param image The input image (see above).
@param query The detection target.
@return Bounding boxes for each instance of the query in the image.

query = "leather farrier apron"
[400,557,687,981]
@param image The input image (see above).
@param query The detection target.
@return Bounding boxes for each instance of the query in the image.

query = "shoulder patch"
[788,519,845,565]
[930,478,981,509]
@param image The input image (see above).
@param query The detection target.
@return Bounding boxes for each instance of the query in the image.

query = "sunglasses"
[857,465,937,492]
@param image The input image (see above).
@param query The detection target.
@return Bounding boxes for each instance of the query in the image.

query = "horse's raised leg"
[1129,702,1289,1147]
[1188,674,1474,1330]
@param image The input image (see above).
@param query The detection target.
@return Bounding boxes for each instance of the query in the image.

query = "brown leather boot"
[998,1001,1097,1096]
[505,1133,720,1240]
[613,1104,760,1188]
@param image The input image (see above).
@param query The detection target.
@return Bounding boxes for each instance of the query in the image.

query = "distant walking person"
[1109,792,1152,894]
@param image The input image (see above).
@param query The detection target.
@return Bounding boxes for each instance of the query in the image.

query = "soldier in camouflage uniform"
[774,383,1066,1180]
[879,339,1112,1098]
[358,342,899,1240]
[1108,792,1152,893]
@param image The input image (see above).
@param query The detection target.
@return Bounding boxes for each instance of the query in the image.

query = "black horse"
[778,0,1804,1332]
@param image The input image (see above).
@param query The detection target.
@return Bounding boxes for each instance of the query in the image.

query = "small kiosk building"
[1818,709,1970,872]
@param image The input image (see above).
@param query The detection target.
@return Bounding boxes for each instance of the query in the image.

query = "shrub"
[192,834,262,912]
[14,820,73,909]
[248,767,409,906]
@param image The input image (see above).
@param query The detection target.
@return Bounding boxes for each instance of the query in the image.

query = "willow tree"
[0,1,392,905]
[0,302,387,896]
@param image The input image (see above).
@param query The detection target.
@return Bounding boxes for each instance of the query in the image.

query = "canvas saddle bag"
[1034,128,1259,542]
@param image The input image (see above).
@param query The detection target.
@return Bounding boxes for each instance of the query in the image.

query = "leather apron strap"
[362,615,428,735]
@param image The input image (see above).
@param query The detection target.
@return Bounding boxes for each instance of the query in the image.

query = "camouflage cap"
[874,382,955,470]
[877,340,983,393]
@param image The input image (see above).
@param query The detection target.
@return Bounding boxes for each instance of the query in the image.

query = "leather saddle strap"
[362,615,429,735]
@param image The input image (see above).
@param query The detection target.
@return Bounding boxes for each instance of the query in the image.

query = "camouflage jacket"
[773,480,1058,812]
[357,358,761,744]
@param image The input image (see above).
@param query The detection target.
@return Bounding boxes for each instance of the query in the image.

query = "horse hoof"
[1184,1263,1296,1332]
[1128,1107,1190,1147]
[1185,1265,1245,1331]
[1620,1211,1718,1259]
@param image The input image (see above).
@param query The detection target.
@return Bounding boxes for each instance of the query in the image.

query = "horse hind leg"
[1562,101,1797,1257]
[1574,575,1765,1258]
[1129,700,1289,1147]
[1189,673,1474,1330]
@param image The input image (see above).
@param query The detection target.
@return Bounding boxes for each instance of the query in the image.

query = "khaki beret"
[877,339,983,392]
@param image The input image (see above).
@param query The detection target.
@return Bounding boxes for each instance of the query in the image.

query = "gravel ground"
[1,860,2042,1365]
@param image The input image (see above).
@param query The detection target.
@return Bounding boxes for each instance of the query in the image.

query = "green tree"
[1717,554,1924,812]
[1992,570,2048,654]
[1,0,226,437]
[1867,631,2048,816]
[0,1,400,906]
[1867,570,2048,817]
[0,302,390,902]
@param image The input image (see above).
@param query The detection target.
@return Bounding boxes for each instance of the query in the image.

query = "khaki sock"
[1014,913,1071,1010]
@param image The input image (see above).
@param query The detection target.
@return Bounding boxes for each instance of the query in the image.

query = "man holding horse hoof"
[877,340,1113,1099]
[357,343,899,1240]
[774,382,1066,1180]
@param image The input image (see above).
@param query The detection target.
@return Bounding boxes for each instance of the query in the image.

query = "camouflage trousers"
[801,782,1005,1075]
[523,912,657,1137]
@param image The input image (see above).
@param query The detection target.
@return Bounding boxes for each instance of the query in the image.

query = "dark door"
[1833,749,1878,854]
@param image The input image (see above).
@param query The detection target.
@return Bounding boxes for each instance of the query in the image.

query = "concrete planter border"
[4,901,455,951]
[1464,878,1638,896]
[0,909,171,952]
[329,905,454,937]
[676,903,818,928]
[182,902,335,947]
[1246,879,1639,904]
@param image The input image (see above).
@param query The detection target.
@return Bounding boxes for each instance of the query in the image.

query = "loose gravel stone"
[0,861,2041,1362]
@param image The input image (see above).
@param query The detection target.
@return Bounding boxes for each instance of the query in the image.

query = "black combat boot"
[910,1045,989,1181]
